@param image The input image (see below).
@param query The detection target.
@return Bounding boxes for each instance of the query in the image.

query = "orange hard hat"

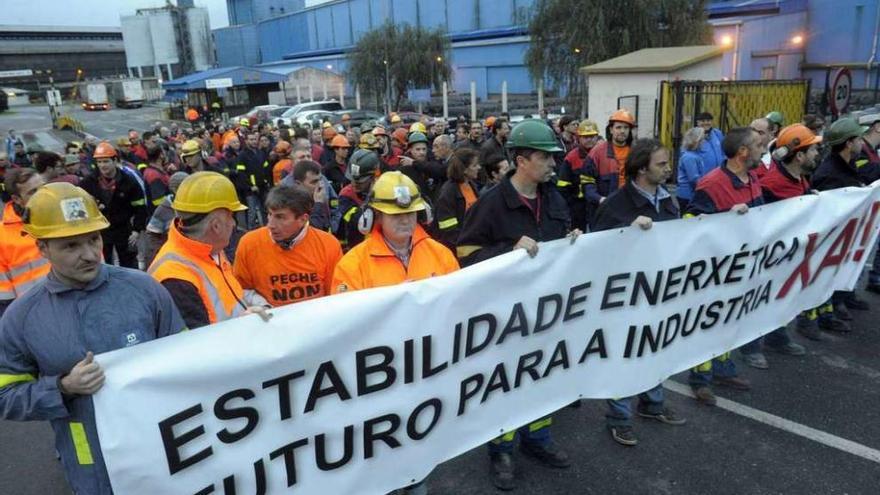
[185,108,199,122]
[322,127,338,141]
[485,116,497,128]
[391,127,408,145]
[274,140,292,155]
[93,141,117,159]
[777,124,822,152]
[222,131,239,148]
[330,134,351,148]
[372,126,388,137]
[609,109,636,126]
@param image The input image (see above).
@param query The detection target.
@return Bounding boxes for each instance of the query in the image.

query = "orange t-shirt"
[459,182,477,211]
[613,144,630,187]
[233,226,343,307]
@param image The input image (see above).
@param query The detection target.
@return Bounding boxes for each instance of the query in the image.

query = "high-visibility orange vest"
[149,222,246,324]
[0,202,50,303]
[331,224,459,293]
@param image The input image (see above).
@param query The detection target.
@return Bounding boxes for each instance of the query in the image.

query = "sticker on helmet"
[394,185,411,206]
[60,197,88,222]
[351,164,361,177]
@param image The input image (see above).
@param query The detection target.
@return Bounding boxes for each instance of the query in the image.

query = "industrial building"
[0,25,127,90]
[208,0,880,104]
[120,0,215,82]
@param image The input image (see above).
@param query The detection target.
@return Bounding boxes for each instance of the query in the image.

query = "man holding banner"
[0,182,186,495]
[592,138,687,446]
[457,119,580,490]
[331,170,458,494]
[686,127,765,404]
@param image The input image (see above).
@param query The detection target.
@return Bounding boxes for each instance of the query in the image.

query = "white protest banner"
[94,184,880,495]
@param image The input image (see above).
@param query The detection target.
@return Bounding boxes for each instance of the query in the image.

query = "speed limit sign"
[830,68,852,116]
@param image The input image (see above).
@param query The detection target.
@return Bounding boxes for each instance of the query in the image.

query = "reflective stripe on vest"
[69,422,94,465]
[149,252,245,323]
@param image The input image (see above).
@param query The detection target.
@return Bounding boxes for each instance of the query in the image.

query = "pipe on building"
[867,0,880,87]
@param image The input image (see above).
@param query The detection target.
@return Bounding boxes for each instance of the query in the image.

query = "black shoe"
[844,294,870,310]
[866,283,880,294]
[818,316,852,333]
[796,319,824,341]
[489,453,515,491]
[608,425,638,446]
[519,442,571,468]
[637,406,687,426]
[834,303,853,321]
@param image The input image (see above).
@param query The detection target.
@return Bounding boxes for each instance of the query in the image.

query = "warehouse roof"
[162,66,287,91]
[582,46,726,74]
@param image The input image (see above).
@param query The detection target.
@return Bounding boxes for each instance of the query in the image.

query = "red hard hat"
[185,108,199,122]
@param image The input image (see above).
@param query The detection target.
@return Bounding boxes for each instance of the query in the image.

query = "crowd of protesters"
[0,101,879,494]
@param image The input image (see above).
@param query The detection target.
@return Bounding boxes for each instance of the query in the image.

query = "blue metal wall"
[215,0,880,103]
[226,0,306,25]
[214,24,262,66]
[242,0,538,99]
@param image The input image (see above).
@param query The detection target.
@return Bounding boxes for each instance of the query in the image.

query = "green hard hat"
[824,117,867,146]
[506,120,562,152]
[765,111,784,126]
[347,149,380,180]
[359,120,375,134]
[407,131,428,145]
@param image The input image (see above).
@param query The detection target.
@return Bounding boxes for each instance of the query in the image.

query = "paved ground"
[1,275,879,494]
[0,104,177,152]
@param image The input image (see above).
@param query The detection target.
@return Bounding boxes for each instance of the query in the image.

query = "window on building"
[761,66,776,80]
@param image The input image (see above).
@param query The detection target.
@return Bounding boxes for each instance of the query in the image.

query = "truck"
[82,83,109,111]
[108,79,144,109]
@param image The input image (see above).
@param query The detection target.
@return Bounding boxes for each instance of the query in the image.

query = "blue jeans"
[740,326,791,355]
[487,416,552,455]
[689,352,737,387]
[606,384,665,427]
[244,194,264,230]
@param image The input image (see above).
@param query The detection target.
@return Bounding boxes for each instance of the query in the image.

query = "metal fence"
[658,79,811,166]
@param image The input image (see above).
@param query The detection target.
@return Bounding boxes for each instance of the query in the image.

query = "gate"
[658,79,811,168]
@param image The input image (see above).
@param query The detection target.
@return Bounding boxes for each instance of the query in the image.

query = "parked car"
[287,110,339,128]
[276,100,343,126]
[332,110,385,128]
[232,104,283,124]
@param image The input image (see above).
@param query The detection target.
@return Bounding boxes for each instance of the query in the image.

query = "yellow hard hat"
[358,133,381,150]
[577,120,600,136]
[172,171,247,214]
[180,139,201,158]
[409,122,427,134]
[22,182,109,239]
[369,171,426,215]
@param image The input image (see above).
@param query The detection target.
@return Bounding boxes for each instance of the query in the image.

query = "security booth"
[162,66,287,120]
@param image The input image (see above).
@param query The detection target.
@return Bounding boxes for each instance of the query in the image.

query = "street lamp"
[436,56,443,62]
[791,34,804,46]
[720,35,733,46]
